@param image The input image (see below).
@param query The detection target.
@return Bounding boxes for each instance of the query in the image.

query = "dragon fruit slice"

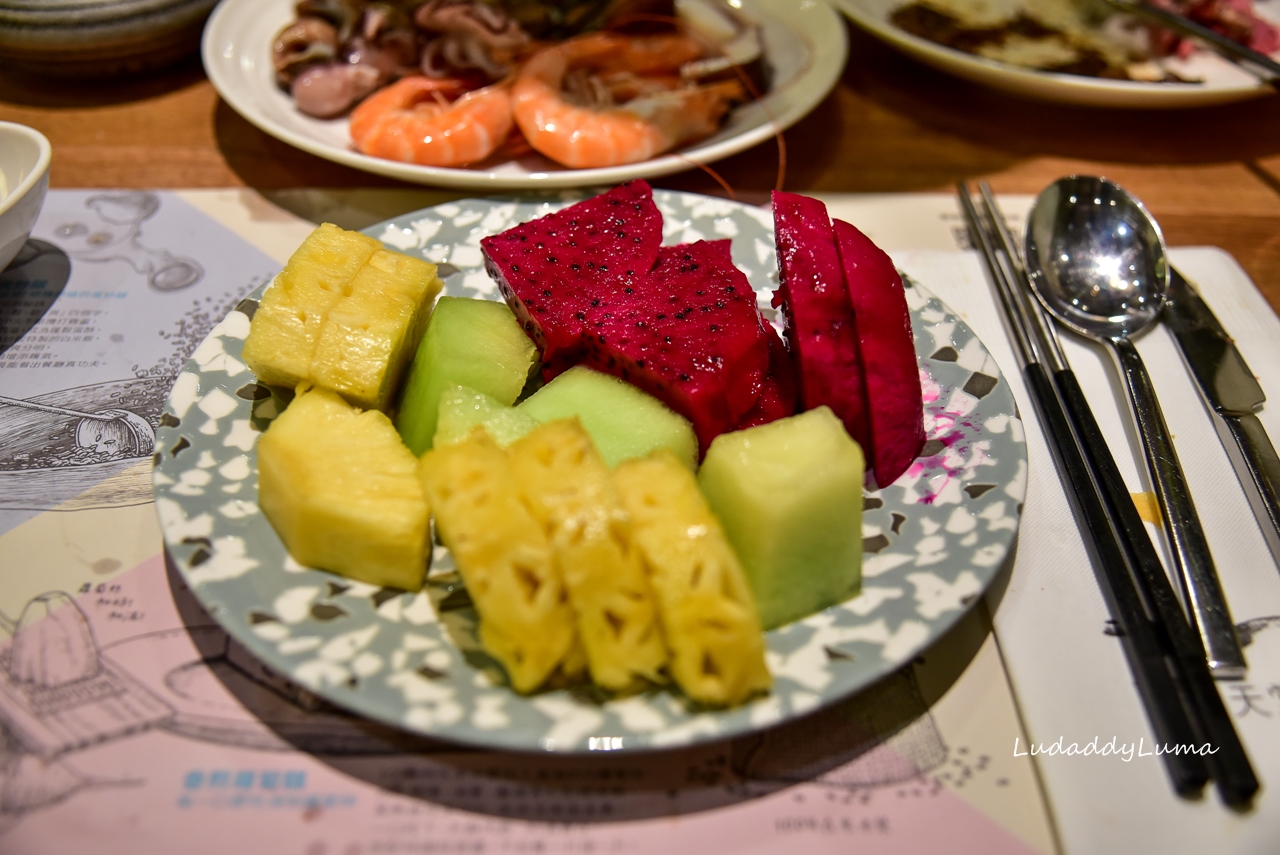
[581,240,771,453]
[734,321,798,430]
[480,180,663,371]
[770,191,870,449]
[482,184,789,453]
[833,219,925,486]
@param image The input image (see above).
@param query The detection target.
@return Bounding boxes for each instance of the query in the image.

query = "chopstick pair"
[956,182,1258,807]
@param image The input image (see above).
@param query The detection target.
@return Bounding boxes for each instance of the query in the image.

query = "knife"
[1164,267,1280,568]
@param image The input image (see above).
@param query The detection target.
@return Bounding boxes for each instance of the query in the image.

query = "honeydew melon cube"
[395,297,538,456]
[697,406,864,630]
[434,385,539,448]
[517,366,698,469]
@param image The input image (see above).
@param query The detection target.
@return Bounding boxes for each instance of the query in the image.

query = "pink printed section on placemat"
[0,542,1047,854]
[612,779,1045,855]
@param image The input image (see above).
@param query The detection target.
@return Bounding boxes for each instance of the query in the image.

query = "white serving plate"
[833,0,1280,108]
[201,0,846,188]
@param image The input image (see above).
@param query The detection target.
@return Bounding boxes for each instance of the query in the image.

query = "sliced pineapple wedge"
[257,386,429,591]
[509,419,668,693]
[615,450,770,706]
[419,428,584,693]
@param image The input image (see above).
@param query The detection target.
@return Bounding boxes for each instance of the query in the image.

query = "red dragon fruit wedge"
[770,191,870,449]
[833,219,925,487]
[579,240,771,453]
[480,180,663,372]
[734,322,798,430]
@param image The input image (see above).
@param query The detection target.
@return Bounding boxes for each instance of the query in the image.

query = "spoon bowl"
[1024,175,1246,678]
[1025,175,1169,340]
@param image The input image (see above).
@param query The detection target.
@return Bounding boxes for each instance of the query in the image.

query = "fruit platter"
[152,187,1026,752]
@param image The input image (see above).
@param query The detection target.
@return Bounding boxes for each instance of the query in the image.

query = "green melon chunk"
[517,366,698,469]
[434,385,539,448]
[698,406,864,630]
[395,297,537,456]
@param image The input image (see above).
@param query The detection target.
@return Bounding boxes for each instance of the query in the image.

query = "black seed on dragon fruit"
[482,182,792,453]
[480,180,664,372]
[584,240,772,453]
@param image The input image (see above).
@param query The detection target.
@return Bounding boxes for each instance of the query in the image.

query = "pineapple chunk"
[615,451,770,706]
[311,249,443,411]
[243,223,383,389]
[243,223,443,412]
[509,419,667,692]
[419,428,583,693]
[257,387,429,590]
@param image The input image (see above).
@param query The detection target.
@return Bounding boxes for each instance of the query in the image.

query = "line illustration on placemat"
[0,204,269,514]
[50,193,203,293]
[0,579,454,834]
[0,385,159,512]
[0,193,247,514]
[0,579,998,835]
[0,593,154,830]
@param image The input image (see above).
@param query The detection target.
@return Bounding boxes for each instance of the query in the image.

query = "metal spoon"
[1024,175,1246,679]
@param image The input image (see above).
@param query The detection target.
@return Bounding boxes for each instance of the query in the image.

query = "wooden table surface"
[3,21,1279,313]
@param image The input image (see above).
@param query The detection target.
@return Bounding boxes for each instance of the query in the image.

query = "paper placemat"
[4,187,1278,853]
[818,193,1280,853]
[0,190,1054,855]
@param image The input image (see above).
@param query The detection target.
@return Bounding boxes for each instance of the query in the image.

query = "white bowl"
[0,121,51,272]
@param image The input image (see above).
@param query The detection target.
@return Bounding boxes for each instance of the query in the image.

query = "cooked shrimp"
[349,76,514,167]
[511,32,745,169]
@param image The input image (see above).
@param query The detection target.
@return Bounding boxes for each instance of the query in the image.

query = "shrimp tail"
[511,32,745,170]
[623,78,744,146]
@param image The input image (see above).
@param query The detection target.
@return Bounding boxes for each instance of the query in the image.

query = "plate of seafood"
[201,0,847,188]
[152,186,1027,752]
[833,0,1280,107]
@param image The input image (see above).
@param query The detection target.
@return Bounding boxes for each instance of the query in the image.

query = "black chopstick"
[975,183,1259,807]
[957,182,1210,798]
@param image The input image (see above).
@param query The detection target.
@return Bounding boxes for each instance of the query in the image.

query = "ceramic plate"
[833,0,1280,108]
[201,0,845,188]
[152,190,1027,753]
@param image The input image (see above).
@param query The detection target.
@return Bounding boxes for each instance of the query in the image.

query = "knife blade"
[1164,267,1280,568]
